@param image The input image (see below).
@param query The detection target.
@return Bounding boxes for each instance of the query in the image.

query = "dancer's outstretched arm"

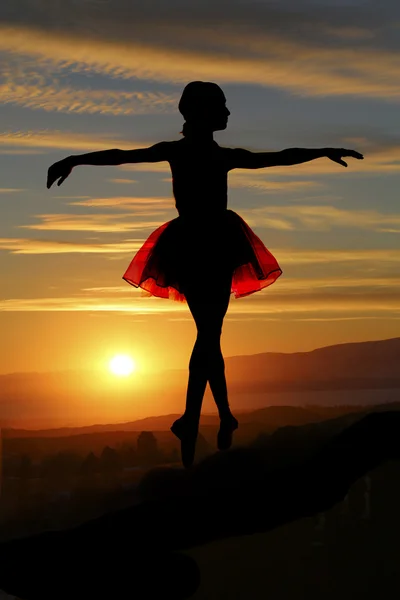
[47,141,170,188]
[227,146,364,170]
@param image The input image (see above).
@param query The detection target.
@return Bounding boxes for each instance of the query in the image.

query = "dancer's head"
[178,81,230,137]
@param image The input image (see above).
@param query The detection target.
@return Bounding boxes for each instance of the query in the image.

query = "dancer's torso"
[167,138,231,219]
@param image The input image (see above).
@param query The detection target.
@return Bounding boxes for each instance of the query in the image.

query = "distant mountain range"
[1,337,399,429]
[173,336,400,390]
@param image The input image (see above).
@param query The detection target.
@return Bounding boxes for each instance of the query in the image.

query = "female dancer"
[47,81,363,468]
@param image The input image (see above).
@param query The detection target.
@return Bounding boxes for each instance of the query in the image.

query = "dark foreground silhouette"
[0,411,398,599]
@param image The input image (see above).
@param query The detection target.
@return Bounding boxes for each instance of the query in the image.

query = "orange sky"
[1,1,400,378]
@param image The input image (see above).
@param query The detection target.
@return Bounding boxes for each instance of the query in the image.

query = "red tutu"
[122,209,282,302]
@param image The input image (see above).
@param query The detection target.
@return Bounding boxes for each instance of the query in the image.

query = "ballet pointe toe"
[171,415,199,469]
[170,416,186,441]
[217,415,239,451]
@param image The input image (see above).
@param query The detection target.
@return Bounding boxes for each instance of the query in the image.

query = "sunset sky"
[1,0,399,377]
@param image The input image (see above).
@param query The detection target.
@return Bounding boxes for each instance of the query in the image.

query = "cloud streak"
[18,213,167,232]
[0,0,400,102]
[0,130,145,151]
[14,203,400,235]
[107,178,138,184]
[241,204,400,232]
[0,296,182,313]
[1,82,177,116]
[68,196,173,208]
[0,288,399,316]
[0,237,142,254]
[0,56,178,115]
[226,176,323,193]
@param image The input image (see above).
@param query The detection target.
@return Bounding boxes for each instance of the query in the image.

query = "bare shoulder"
[148,140,177,160]
[218,145,250,171]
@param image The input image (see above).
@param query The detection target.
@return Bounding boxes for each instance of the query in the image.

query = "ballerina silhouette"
[47,81,364,468]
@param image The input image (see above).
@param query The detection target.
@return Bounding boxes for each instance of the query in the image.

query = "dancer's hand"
[47,157,75,189]
[325,148,364,167]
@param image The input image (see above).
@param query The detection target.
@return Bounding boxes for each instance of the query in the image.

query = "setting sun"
[109,354,136,376]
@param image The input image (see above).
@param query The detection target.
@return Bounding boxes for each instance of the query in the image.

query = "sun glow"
[109,354,136,376]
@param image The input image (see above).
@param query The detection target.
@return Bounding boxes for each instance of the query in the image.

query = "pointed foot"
[171,416,199,469]
[217,415,239,451]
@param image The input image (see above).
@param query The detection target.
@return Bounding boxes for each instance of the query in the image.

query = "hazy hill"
[224,336,400,388]
[0,337,399,429]
[3,405,325,439]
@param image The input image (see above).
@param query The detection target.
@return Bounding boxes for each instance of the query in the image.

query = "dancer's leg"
[170,262,238,465]
[183,268,233,421]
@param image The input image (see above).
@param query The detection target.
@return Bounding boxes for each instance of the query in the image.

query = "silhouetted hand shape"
[326,148,364,167]
[47,158,74,188]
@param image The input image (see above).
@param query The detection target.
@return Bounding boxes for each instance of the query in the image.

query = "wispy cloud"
[224,315,400,323]
[229,294,400,315]
[82,286,129,293]
[270,276,400,291]
[18,213,166,232]
[68,196,173,208]
[107,178,138,184]
[323,27,377,41]
[0,130,143,151]
[16,204,400,235]
[121,163,170,173]
[226,177,323,193]
[0,149,45,155]
[0,0,400,101]
[0,296,184,313]
[0,56,178,115]
[0,237,142,254]
[290,316,400,322]
[276,248,400,265]
[240,205,400,232]
[1,288,399,315]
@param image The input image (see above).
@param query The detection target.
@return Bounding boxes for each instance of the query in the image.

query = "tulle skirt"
[122,209,282,302]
